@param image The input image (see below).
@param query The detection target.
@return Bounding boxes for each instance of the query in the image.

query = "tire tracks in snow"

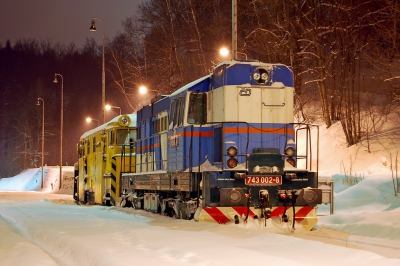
[295,227,400,259]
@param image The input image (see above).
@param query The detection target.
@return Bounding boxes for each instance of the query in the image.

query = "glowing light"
[220,47,229,57]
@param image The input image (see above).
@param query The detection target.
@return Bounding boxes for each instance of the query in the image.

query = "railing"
[120,142,135,173]
[132,131,168,173]
[126,122,316,175]
[289,123,320,173]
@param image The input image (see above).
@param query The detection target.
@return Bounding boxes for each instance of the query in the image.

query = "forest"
[1,0,400,178]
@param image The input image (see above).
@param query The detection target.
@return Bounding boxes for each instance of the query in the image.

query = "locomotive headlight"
[118,115,131,127]
[285,147,296,157]
[227,157,238,168]
[253,72,260,81]
[261,72,269,81]
[253,68,270,84]
[227,146,238,157]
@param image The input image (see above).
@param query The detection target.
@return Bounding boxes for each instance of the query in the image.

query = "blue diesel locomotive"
[116,60,323,232]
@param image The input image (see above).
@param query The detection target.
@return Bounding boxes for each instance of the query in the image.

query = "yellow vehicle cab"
[75,114,137,205]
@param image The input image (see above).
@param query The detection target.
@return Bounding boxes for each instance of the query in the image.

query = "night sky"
[0,0,141,48]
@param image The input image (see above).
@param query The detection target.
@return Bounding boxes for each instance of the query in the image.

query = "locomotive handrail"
[120,142,135,173]
[188,125,194,172]
[132,132,168,173]
[121,145,125,172]
[286,123,319,174]
[262,102,285,107]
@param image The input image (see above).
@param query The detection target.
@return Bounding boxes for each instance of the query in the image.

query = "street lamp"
[220,47,230,57]
[90,17,106,124]
[37,98,44,189]
[219,47,247,60]
[139,86,159,95]
[105,104,121,116]
[53,73,63,190]
[86,117,99,127]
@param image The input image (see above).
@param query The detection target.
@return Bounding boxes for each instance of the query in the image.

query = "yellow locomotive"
[74,114,137,205]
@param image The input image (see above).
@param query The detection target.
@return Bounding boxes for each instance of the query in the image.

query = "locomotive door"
[237,86,261,122]
[260,86,291,123]
[158,111,168,170]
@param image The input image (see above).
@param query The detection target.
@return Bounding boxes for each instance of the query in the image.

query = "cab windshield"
[116,129,136,146]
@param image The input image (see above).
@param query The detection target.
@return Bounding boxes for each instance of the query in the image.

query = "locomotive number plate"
[245,176,282,185]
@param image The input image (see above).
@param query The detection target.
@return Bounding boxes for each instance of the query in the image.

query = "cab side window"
[187,93,207,124]
[169,100,176,130]
[87,139,90,154]
[109,130,114,146]
[169,97,185,131]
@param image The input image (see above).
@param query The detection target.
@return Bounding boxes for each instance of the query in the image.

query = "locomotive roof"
[169,60,292,97]
[214,60,289,69]
[79,114,137,139]
[170,74,211,97]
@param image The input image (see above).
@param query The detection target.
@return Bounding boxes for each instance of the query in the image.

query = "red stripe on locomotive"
[232,206,256,219]
[202,207,231,224]
[269,206,313,222]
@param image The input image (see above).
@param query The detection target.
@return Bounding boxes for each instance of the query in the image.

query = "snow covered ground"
[1,120,400,265]
[0,166,75,194]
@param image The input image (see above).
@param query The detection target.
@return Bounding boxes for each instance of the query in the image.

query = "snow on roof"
[170,75,211,97]
[80,114,137,139]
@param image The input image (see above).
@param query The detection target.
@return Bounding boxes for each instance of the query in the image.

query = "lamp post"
[140,31,147,76]
[37,97,44,189]
[105,104,121,116]
[90,17,106,124]
[53,73,63,190]
[232,0,237,60]
[86,117,100,127]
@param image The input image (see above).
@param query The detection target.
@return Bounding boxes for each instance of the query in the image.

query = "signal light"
[227,146,238,168]
[286,158,296,167]
[227,157,238,168]
[227,146,238,157]
[285,146,295,157]
[284,146,296,167]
